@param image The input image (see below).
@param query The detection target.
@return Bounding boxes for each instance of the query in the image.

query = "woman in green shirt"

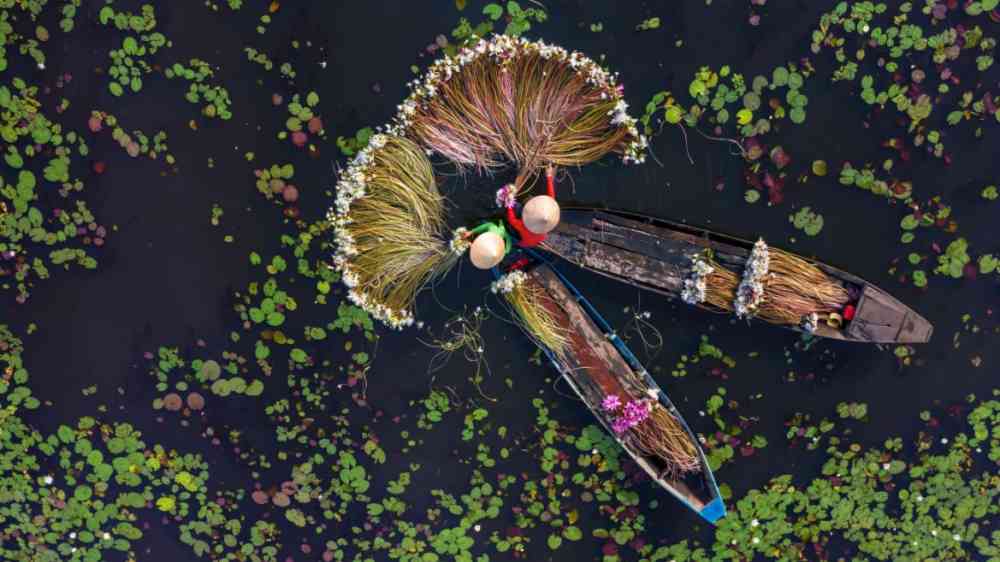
[467,219,513,269]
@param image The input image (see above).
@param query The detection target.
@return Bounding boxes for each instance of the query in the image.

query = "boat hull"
[542,208,933,344]
[497,251,726,524]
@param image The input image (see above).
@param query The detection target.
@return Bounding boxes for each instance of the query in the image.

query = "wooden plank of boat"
[515,257,726,524]
[543,208,933,344]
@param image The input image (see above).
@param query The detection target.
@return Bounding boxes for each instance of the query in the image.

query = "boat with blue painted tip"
[495,250,726,524]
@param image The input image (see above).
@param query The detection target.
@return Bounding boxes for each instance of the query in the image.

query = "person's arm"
[545,166,556,198]
[469,222,492,236]
[506,207,529,239]
[501,227,514,256]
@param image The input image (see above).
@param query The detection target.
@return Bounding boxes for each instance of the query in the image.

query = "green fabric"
[470,220,512,256]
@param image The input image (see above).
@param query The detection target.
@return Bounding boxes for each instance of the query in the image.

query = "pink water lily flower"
[601,395,622,412]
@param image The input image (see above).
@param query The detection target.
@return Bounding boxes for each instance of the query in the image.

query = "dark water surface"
[6,1,999,561]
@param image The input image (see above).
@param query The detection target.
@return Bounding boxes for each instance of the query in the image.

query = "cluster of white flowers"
[490,270,528,294]
[325,133,415,330]
[680,253,714,305]
[385,34,647,164]
[734,239,770,319]
[800,312,819,334]
[450,227,471,255]
[609,99,630,126]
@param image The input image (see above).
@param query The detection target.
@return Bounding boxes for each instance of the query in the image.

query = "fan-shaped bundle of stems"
[333,136,456,328]
[627,405,702,477]
[501,277,569,358]
[754,249,850,326]
[409,52,626,181]
[393,34,647,196]
[331,36,647,329]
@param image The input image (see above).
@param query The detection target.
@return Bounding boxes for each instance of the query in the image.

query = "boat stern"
[699,497,727,524]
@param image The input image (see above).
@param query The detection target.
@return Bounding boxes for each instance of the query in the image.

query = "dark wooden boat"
[542,208,933,344]
[495,250,726,523]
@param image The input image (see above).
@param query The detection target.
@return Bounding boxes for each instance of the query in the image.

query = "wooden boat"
[495,250,726,523]
[542,208,933,344]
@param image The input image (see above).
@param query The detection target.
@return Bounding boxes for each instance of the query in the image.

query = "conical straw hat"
[523,195,560,234]
[470,231,505,269]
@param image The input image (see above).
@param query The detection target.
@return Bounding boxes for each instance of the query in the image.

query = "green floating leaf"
[790,206,824,236]
[245,379,264,396]
[483,3,503,20]
[772,66,789,87]
[74,485,92,501]
[563,526,583,541]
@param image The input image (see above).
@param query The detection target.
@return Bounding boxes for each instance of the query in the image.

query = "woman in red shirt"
[505,166,560,247]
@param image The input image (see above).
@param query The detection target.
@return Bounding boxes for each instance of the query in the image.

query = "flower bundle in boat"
[681,240,850,333]
[599,390,700,477]
[494,255,725,521]
[540,209,932,343]
[327,34,647,329]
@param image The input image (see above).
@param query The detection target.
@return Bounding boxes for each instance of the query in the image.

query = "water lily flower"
[601,395,622,412]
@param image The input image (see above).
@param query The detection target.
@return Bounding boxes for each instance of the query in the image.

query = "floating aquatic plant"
[641,62,811,140]
[165,59,234,119]
[813,1,1000,160]
[789,206,825,236]
[0,78,102,303]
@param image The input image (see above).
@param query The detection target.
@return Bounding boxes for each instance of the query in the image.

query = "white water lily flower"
[735,239,770,319]
[682,254,715,305]
[490,271,527,295]
[450,228,472,255]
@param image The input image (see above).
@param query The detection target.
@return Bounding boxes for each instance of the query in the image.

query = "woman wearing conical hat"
[467,167,561,270]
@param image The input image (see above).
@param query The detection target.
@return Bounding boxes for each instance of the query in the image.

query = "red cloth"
[843,304,856,321]
[506,174,556,248]
[506,257,532,272]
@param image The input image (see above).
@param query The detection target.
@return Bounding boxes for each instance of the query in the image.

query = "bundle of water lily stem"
[328,34,646,329]
[328,34,704,474]
[681,240,850,332]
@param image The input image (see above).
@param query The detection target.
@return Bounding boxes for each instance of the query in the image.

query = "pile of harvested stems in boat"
[601,393,701,477]
[628,406,702,476]
[389,34,648,194]
[491,270,568,357]
[755,247,850,326]
[327,135,456,329]
[687,240,849,330]
[682,252,740,313]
